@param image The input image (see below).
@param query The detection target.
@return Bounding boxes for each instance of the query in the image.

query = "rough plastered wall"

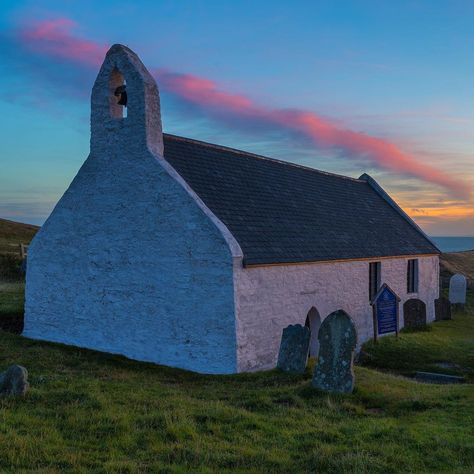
[24,45,238,374]
[235,255,439,372]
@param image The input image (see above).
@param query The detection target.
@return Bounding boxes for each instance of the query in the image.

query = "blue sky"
[1,1,473,234]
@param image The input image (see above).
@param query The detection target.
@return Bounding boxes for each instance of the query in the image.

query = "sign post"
[370,283,400,343]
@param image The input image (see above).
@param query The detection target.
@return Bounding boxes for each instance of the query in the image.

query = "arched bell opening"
[305,307,321,358]
[109,68,127,119]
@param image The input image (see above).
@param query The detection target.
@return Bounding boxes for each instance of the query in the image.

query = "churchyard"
[0,281,473,472]
[0,220,473,471]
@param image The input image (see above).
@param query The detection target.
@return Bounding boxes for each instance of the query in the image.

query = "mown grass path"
[0,286,473,472]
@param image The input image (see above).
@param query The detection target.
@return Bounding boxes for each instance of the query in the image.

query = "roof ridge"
[163,133,365,183]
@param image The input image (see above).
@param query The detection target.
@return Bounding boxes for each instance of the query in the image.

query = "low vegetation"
[0,218,38,280]
[0,218,38,256]
[0,285,473,472]
[440,250,474,289]
[0,220,473,472]
[0,282,24,333]
[361,293,474,382]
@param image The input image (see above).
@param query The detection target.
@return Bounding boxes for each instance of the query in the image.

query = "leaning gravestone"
[312,310,357,394]
[403,299,427,329]
[0,365,29,397]
[449,274,467,305]
[435,297,452,321]
[277,324,310,374]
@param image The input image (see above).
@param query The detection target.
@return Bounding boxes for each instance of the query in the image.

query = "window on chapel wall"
[369,261,381,301]
[407,259,419,293]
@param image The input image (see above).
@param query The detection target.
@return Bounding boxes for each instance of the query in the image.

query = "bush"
[0,254,24,281]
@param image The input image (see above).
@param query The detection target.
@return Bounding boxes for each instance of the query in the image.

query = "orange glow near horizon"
[406,206,474,219]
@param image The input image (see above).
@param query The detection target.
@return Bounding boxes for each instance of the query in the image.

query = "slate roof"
[163,134,440,266]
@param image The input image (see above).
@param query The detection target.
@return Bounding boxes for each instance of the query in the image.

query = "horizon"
[1,1,473,235]
[3,216,474,240]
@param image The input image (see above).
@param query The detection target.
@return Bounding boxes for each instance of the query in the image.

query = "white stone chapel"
[24,45,440,374]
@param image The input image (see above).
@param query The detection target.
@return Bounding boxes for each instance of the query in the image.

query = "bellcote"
[90,44,164,157]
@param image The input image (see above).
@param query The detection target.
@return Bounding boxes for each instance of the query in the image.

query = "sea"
[430,236,474,253]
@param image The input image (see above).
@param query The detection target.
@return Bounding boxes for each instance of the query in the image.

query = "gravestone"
[435,297,452,321]
[371,284,400,339]
[449,274,467,305]
[277,324,310,374]
[312,310,357,394]
[403,299,427,329]
[0,365,29,397]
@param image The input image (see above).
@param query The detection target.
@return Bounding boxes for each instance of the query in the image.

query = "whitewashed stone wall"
[24,45,239,374]
[234,255,439,372]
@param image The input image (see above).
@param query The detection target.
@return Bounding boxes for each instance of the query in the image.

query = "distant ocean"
[430,236,474,253]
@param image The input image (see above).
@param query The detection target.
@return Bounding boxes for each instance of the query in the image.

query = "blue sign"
[374,286,398,335]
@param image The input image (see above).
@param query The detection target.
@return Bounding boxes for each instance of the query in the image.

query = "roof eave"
[243,252,440,268]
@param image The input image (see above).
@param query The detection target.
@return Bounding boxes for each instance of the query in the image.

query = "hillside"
[440,250,474,288]
[0,218,39,255]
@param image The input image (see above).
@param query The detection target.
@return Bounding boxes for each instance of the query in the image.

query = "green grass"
[362,292,474,382]
[0,282,24,317]
[0,285,474,472]
[0,282,24,333]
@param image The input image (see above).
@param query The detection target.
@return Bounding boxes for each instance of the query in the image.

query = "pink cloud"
[14,18,471,198]
[18,18,107,67]
[156,70,469,197]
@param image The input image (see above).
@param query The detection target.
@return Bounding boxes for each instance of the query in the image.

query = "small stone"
[0,365,29,397]
[277,324,310,374]
[312,310,357,394]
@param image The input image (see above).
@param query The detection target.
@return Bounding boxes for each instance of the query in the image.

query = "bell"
[114,85,127,107]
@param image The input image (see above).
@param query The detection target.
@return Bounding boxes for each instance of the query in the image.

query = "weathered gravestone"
[435,297,452,321]
[449,274,467,305]
[0,365,29,397]
[403,298,427,329]
[277,324,310,374]
[312,310,357,394]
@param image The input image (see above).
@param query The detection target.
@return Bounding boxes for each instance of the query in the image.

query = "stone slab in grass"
[415,371,465,384]
[0,365,29,397]
[277,324,310,374]
[312,310,357,394]
[435,297,452,321]
[403,298,427,330]
[449,273,467,305]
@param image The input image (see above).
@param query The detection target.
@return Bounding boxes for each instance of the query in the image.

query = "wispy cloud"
[9,17,472,199]
[18,18,107,67]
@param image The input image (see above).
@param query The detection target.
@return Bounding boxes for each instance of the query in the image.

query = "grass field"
[0,282,24,332]
[362,293,474,383]
[1,285,474,472]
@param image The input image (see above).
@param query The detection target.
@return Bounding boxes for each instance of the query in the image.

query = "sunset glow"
[1,2,473,234]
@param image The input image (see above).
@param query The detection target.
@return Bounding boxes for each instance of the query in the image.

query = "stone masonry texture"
[24,45,238,374]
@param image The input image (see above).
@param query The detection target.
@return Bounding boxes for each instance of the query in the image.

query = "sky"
[0,1,473,235]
